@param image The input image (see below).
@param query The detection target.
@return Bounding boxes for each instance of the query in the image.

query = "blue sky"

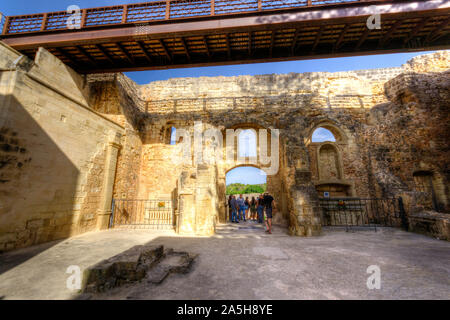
[124,51,436,84]
[312,128,336,143]
[227,167,267,186]
[1,1,441,185]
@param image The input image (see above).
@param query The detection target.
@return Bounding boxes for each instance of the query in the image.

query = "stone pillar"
[96,141,121,230]
[289,169,322,237]
[217,174,227,223]
[177,165,217,236]
[194,165,217,235]
[177,171,196,234]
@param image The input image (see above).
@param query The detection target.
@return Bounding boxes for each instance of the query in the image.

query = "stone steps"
[147,249,197,285]
[82,245,197,293]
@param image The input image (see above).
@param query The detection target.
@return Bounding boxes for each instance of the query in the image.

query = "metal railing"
[319,197,408,231]
[110,199,175,230]
[2,0,376,35]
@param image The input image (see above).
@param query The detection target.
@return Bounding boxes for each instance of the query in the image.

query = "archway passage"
[225,166,267,224]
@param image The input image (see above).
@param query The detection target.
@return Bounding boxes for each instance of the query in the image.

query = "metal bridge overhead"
[1,0,449,73]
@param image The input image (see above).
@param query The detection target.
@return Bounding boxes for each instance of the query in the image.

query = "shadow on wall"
[0,95,79,272]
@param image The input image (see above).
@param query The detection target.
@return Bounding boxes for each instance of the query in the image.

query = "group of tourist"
[228,193,276,234]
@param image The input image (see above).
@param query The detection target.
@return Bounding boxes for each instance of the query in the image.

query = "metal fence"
[2,0,375,35]
[319,197,408,231]
[110,199,175,230]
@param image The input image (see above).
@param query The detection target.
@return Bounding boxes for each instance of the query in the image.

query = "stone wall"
[0,45,124,251]
[133,50,449,239]
[88,73,144,201]
[366,70,450,204]
[1,38,449,250]
[364,69,450,240]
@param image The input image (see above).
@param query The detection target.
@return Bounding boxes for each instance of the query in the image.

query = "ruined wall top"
[139,51,449,105]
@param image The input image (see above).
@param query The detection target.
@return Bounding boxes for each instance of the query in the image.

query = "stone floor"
[0,222,449,300]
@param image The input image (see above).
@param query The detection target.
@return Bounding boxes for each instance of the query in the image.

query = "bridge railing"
[1,0,372,35]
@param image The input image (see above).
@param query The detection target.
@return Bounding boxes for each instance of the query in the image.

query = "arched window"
[239,129,257,157]
[164,126,177,145]
[312,128,336,143]
[170,127,177,145]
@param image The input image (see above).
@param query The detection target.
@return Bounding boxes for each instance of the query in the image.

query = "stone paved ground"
[0,222,449,300]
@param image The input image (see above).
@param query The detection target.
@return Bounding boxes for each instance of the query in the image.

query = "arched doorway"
[225,165,267,222]
[213,122,288,227]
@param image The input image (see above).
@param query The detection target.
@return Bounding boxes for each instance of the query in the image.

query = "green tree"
[226,183,267,195]
[243,185,264,194]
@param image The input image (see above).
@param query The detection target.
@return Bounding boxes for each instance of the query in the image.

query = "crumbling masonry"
[0,40,449,251]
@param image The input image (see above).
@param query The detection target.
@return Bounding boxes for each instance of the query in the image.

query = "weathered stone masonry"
[0,44,124,251]
[0,41,448,251]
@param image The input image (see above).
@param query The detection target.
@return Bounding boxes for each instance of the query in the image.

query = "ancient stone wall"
[133,50,449,238]
[367,70,450,212]
[88,73,144,201]
[0,45,124,251]
[1,38,449,249]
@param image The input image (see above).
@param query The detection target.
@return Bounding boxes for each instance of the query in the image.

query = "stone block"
[26,219,44,230]
[409,211,450,241]
[295,170,312,185]
[82,244,164,293]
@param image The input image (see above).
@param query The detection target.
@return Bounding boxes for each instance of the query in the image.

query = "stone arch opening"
[312,128,336,143]
[306,121,355,198]
[225,165,268,222]
[215,122,288,227]
[169,127,177,145]
[306,121,348,146]
[163,122,178,145]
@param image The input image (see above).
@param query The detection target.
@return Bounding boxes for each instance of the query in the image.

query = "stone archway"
[224,165,267,221]
[134,116,321,237]
[213,123,288,225]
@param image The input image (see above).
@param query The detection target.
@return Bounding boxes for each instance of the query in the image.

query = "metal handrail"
[1,0,384,35]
